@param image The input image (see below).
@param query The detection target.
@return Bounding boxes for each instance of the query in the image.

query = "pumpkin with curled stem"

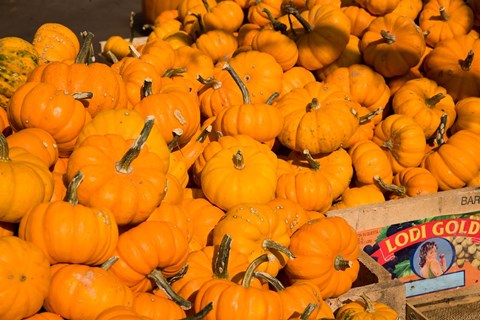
[335,294,399,320]
[375,167,439,200]
[66,116,168,225]
[285,216,360,299]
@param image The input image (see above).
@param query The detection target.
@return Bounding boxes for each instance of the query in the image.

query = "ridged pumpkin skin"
[44,263,134,320]
[18,188,119,266]
[7,81,91,156]
[66,134,168,225]
[0,134,54,223]
[200,145,278,211]
[32,23,80,64]
[0,36,39,109]
[0,236,51,320]
[335,294,399,320]
[276,81,360,155]
[285,216,360,299]
[23,312,64,320]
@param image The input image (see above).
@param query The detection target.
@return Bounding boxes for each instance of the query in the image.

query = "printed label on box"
[359,211,480,298]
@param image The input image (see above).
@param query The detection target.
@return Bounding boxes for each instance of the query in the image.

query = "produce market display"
[1,0,479,319]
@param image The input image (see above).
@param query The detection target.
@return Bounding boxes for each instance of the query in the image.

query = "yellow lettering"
[468,220,480,235]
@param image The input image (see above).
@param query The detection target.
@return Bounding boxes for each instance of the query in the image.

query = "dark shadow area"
[0,0,148,52]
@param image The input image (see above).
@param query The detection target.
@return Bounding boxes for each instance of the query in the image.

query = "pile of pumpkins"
[1,0,480,319]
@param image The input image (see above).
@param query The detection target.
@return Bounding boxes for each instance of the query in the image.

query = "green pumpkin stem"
[196,75,222,90]
[300,302,319,320]
[307,98,319,112]
[201,0,212,12]
[265,92,280,105]
[101,256,119,270]
[262,8,287,34]
[374,175,406,197]
[115,115,155,173]
[163,67,188,78]
[262,238,296,259]
[303,149,320,171]
[65,171,85,205]
[167,263,189,284]
[222,62,251,104]
[75,31,95,64]
[181,302,213,320]
[213,234,233,279]
[359,108,382,125]
[461,50,474,71]
[0,133,10,161]
[232,150,245,170]
[334,256,353,271]
[425,93,445,108]
[241,253,274,288]
[282,4,313,32]
[168,128,184,152]
[253,271,285,291]
[380,30,396,44]
[148,269,192,310]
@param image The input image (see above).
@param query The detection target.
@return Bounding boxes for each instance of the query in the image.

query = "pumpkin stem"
[72,92,94,100]
[115,115,155,173]
[213,234,233,279]
[282,4,313,33]
[232,150,245,170]
[129,44,142,58]
[163,67,188,78]
[460,50,474,71]
[181,302,213,320]
[359,108,382,125]
[253,271,285,291]
[300,302,319,320]
[439,6,449,21]
[141,78,154,99]
[374,175,406,197]
[196,75,222,90]
[65,171,85,205]
[101,256,119,270]
[360,294,376,313]
[222,62,251,104]
[425,93,445,108]
[128,11,136,43]
[168,128,184,152]
[306,98,319,112]
[429,113,448,148]
[262,8,287,34]
[241,253,275,288]
[201,0,211,12]
[265,92,279,105]
[303,149,320,171]
[262,238,296,259]
[334,256,353,271]
[76,31,95,64]
[380,30,396,44]
[168,263,189,284]
[0,133,10,161]
[104,50,119,63]
[148,269,192,310]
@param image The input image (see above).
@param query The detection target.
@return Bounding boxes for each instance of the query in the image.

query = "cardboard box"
[328,186,480,302]
[327,250,406,319]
